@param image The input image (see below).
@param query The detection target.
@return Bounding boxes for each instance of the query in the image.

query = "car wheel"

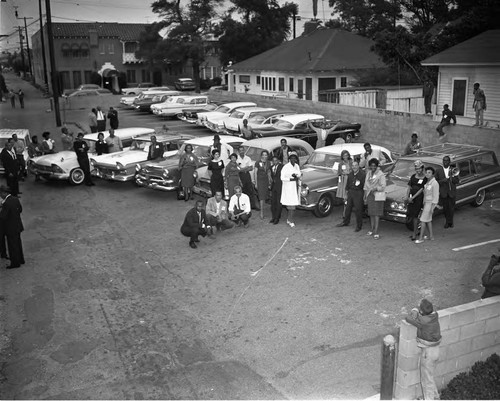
[313,194,334,217]
[344,133,353,143]
[69,168,85,185]
[176,113,183,119]
[471,189,486,207]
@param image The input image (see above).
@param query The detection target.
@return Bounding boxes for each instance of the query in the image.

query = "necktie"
[237,196,241,210]
[198,212,201,224]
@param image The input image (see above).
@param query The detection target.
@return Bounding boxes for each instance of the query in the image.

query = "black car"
[133,92,179,112]
[253,113,361,148]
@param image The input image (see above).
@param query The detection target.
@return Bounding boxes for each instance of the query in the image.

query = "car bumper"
[178,116,198,123]
[383,210,407,223]
[135,174,177,191]
[94,169,135,182]
[192,184,212,197]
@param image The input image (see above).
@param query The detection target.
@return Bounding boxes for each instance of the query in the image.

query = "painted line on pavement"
[453,239,500,251]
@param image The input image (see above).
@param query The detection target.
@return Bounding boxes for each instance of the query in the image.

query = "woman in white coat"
[280,152,302,227]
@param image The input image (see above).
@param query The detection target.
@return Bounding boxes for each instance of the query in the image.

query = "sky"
[0,0,329,53]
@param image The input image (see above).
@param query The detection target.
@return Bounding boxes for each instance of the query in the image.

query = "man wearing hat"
[73,133,95,186]
[404,132,422,155]
[0,185,24,269]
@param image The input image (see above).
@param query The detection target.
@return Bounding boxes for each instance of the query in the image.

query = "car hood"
[300,166,338,190]
[142,156,180,170]
[32,151,76,165]
[93,150,147,166]
[384,176,408,201]
[205,113,230,123]
[223,117,242,130]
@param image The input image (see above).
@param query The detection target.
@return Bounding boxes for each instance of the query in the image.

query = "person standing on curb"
[8,89,15,108]
[435,156,459,229]
[0,185,25,269]
[73,133,94,186]
[96,106,106,131]
[472,82,486,127]
[107,107,119,129]
[423,76,434,115]
[17,89,24,108]
[405,299,441,401]
[88,108,98,133]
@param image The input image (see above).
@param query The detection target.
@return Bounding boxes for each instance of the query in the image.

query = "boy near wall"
[405,299,442,400]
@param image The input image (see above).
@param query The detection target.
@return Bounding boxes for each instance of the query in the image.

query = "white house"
[228,28,386,102]
[421,30,500,126]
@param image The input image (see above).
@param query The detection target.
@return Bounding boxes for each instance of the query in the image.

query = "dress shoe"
[194,238,200,243]
[449,223,454,228]
[444,223,450,229]
[268,219,275,224]
[273,220,279,225]
[336,222,348,227]
[354,227,362,232]
[189,241,197,249]
[7,265,20,269]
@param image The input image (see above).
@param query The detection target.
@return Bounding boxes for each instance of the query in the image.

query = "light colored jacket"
[206,197,229,220]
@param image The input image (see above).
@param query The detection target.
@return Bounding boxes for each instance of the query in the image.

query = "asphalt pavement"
[1,73,500,400]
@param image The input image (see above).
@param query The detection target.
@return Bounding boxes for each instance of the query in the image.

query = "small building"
[421,30,500,126]
[228,28,386,102]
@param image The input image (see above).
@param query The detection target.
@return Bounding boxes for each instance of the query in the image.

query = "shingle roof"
[231,28,385,73]
[51,22,148,41]
[421,30,500,66]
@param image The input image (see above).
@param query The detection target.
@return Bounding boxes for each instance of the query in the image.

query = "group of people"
[87,106,119,132]
[7,88,24,109]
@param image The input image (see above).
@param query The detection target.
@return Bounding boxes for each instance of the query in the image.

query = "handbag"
[374,191,386,201]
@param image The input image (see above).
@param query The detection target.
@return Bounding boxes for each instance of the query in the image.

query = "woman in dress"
[280,152,302,227]
[254,150,272,219]
[178,144,199,201]
[363,158,386,239]
[416,166,439,244]
[404,160,427,240]
[95,132,109,155]
[224,153,241,198]
[208,150,225,197]
[336,150,352,215]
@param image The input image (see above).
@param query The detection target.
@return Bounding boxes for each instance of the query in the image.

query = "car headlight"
[390,201,406,211]
[193,170,198,179]
[89,158,96,166]
[51,164,64,173]
[135,164,141,172]
[116,162,125,170]
[300,185,310,197]
[162,169,169,178]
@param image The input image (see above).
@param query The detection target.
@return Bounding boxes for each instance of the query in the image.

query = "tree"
[135,23,164,81]
[145,0,223,92]
[216,0,298,65]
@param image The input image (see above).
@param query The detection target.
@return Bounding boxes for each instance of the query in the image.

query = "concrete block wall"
[209,91,500,157]
[394,296,500,400]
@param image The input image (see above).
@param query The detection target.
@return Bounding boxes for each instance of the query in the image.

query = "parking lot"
[2,79,500,399]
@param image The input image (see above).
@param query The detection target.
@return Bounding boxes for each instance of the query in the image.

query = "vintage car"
[197,102,257,127]
[383,143,500,228]
[120,86,173,107]
[65,89,113,98]
[90,133,194,182]
[299,143,394,217]
[221,107,277,135]
[192,136,314,199]
[151,95,209,118]
[0,129,31,175]
[133,90,180,112]
[28,127,154,185]
[177,103,220,123]
[246,109,297,129]
[135,135,246,196]
[121,82,155,96]
[174,78,196,91]
[253,114,362,146]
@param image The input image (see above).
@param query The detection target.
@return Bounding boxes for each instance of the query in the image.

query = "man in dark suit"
[107,107,119,129]
[269,155,283,224]
[276,138,292,164]
[435,155,459,228]
[74,133,95,186]
[181,200,209,249]
[0,186,24,268]
[336,161,366,231]
[147,135,165,160]
[1,139,20,196]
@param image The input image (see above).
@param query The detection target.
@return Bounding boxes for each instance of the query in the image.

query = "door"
[305,78,313,100]
[452,79,467,116]
[297,79,304,99]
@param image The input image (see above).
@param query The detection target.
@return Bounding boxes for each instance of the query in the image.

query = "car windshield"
[389,159,438,180]
[229,111,245,119]
[272,119,293,130]
[177,144,211,159]
[152,95,163,102]
[130,140,150,151]
[242,146,266,161]
[176,98,185,104]
[142,94,156,100]
[248,115,266,124]
[136,93,146,100]
[215,106,230,113]
[304,151,342,169]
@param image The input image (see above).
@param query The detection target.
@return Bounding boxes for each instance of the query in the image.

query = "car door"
[455,159,476,203]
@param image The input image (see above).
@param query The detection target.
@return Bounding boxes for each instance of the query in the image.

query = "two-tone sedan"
[299,143,394,217]
[193,137,314,199]
[199,102,257,129]
[135,135,246,198]
[253,114,362,147]
[151,95,210,118]
[133,90,180,112]
[383,143,500,229]
[221,107,277,135]
[178,103,220,123]
[90,133,194,182]
[28,128,153,185]
[246,109,297,129]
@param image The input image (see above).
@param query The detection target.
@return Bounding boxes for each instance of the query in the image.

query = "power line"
[51,0,152,10]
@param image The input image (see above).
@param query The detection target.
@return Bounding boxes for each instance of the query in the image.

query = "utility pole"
[45,0,61,126]
[38,0,49,92]
[23,17,33,80]
[17,27,26,76]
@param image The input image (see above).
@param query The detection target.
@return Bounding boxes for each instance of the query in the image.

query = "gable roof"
[231,28,385,73]
[51,22,148,41]
[422,30,500,66]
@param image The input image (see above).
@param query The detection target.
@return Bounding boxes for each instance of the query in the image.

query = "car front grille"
[32,163,53,173]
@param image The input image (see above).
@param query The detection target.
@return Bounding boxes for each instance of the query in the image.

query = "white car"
[28,127,154,185]
[0,129,31,175]
[221,107,277,135]
[246,109,297,129]
[90,133,194,181]
[151,95,209,118]
[197,102,256,126]
[120,87,174,106]
[121,82,155,96]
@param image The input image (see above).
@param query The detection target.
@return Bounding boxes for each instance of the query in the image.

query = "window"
[292,146,309,158]
[59,71,71,90]
[278,77,285,92]
[141,69,150,82]
[289,78,294,92]
[61,43,70,57]
[473,153,496,174]
[108,43,114,54]
[71,44,80,58]
[80,43,89,58]
[256,76,261,85]
[126,70,136,83]
[89,30,98,47]
[340,77,347,87]
[72,71,82,88]
[239,75,250,83]
[84,70,92,84]
[458,160,473,178]
[124,42,138,53]
[272,77,276,91]
[99,44,106,54]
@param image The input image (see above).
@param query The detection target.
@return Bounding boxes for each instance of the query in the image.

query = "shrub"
[440,353,500,400]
